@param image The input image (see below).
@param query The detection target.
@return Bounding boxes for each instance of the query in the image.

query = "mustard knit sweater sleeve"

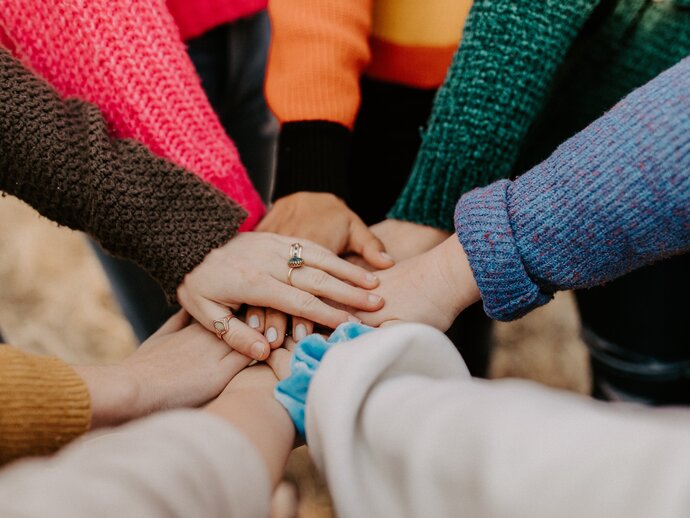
[0,346,90,465]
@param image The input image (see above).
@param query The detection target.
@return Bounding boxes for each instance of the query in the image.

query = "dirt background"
[0,194,590,517]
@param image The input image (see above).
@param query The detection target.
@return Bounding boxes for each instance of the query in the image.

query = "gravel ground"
[0,194,590,517]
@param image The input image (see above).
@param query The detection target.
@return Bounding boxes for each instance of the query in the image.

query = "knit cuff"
[0,347,91,464]
[274,323,374,437]
[454,180,552,321]
[387,147,461,232]
[272,121,351,201]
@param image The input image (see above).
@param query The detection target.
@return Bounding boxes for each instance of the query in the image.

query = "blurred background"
[0,194,590,517]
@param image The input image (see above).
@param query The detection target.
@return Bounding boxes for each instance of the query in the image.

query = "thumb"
[347,219,395,270]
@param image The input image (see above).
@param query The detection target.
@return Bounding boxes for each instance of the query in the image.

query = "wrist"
[205,366,294,487]
[435,236,481,316]
[72,364,140,428]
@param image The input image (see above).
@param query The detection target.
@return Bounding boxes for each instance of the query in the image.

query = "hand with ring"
[177,232,384,361]
[245,243,315,347]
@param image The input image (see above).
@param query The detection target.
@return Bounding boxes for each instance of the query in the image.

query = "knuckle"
[297,292,318,314]
[223,324,246,348]
[308,244,327,262]
[243,269,263,284]
[311,270,330,290]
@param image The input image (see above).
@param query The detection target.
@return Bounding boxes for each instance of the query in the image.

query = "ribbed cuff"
[0,348,91,464]
[388,148,462,232]
[273,121,351,200]
[454,180,551,321]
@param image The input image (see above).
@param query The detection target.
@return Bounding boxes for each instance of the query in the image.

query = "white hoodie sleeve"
[0,410,271,518]
[306,323,690,518]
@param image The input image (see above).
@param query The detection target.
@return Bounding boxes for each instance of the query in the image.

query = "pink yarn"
[0,0,266,230]
[167,0,266,40]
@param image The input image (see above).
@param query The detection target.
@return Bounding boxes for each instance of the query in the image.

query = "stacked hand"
[74,310,253,428]
[177,232,384,360]
[176,192,471,361]
[355,236,481,330]
[252,192,452,345]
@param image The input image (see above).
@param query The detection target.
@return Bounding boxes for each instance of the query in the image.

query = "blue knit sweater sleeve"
[455,56,690,321]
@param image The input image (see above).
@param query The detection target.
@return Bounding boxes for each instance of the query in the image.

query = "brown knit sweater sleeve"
[0,346,90,465]
[0,47,247,301]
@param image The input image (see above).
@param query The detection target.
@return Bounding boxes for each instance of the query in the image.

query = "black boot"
[585,329,690,406]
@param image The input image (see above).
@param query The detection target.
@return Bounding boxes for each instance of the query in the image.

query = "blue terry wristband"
[274,322,374,437]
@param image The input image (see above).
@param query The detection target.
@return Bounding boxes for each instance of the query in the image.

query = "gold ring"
[287,266,296,286]
[212,313,234,340]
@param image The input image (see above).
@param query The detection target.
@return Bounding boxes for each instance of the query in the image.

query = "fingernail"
[265,327,278,343]
[347,315,362,323]
[366,273,378,283]
[380,252,394,262]
[251,341,268,360]
[294,324,307,341]
[248,315,260,329]
[368,294,382,304]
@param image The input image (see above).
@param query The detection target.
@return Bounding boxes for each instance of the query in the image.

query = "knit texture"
[272,121,352,200]
[456,57,690,321]
[266,0,373,129]
[266,0,471,201]
[167,0,266,40]
[391,0,690,230]
[0,0,264,229]
[389,0,599,230]
[0,48,246,302]
[513,0,690,174]
[0,347,90,465]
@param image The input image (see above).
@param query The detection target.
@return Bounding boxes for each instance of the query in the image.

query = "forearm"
[389,0,599,230]
[308,324,690,518]
[355,377,690,518]
[206,366,295,487]
[0,0,264,228]
[0,411,271,518]
[456,56,690,320]
[0,48,246,301]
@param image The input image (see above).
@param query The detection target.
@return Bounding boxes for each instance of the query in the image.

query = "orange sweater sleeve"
[0,347,91,465]
[265,0,373,129]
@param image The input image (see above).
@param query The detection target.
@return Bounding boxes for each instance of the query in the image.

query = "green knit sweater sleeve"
[388,0,599,231]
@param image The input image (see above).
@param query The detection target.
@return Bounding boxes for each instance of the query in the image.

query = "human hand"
[265,337,299,381]
[370,219,451,262]
[74,310,253,428]
[177,232,384,361]
[258,193,395,269]
[355,236,481,330]
[251,195,400,345]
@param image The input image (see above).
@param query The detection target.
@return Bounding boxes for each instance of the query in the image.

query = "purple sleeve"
[455,56,690,321]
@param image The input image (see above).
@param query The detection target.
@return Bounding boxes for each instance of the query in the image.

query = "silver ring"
[288,242,304,269]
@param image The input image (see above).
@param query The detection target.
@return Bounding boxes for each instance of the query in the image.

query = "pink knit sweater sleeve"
[0,0,264,230]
